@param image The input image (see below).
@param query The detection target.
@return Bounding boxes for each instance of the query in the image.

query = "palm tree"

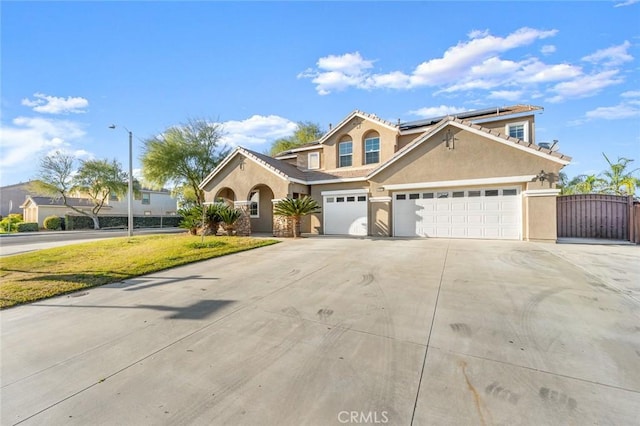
[218,205,242,235]
[600,153,640,195]
[273,196,321,238]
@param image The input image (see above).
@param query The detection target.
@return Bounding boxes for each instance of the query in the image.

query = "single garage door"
[393,187,521,239]
[323,193,368,236]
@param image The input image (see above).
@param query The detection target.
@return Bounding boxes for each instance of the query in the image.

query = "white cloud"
[488,90,524,101]
[585,103,640,120]
[408,105,468,118]
[547,70,624,103]
[219,115,297,146]
[0,116,87,169]
[614,0,639,7]
[541,45,556,55]
[582,41,633,67]
[621,90,640,98]
[21,93,89,114]
[299,27,558,95]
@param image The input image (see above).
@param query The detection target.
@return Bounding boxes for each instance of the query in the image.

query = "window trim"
[308,152,320,170]
[364,136,380,165]
[141,192,151,205]
[505,121,529,142]
[338,141,353,168]
[249,191,259,218]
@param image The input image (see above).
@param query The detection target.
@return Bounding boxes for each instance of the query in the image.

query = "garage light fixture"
[535,170,548,182]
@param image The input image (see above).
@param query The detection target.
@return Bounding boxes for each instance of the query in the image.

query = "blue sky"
[1,1,639,187]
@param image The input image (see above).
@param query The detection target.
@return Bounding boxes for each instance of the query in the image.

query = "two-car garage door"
[393,187,521,239]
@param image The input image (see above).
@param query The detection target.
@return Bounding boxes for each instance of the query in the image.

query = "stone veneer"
[234,205,252,237]
[273,214,294,238]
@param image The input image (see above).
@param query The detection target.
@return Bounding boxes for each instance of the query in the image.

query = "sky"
[1,1,639,187]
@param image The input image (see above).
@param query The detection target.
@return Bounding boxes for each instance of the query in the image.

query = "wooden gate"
[557,194,634,240]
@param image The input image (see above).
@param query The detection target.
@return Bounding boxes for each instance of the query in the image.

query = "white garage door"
[323,193,368,236]
[393,187,521,239]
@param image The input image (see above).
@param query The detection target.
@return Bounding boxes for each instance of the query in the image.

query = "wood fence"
[557,194,637,242]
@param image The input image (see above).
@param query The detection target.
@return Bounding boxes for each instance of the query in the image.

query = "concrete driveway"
[1,238,639,425]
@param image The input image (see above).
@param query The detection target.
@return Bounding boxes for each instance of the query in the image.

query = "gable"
[370,124,567,186]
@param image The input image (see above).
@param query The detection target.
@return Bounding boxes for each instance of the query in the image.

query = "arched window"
[363,132,380,165]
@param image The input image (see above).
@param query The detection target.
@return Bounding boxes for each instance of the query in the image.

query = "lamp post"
[109,124,134,237]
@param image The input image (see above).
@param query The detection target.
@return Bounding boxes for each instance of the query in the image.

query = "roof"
[399,105,543,131]
[200,108,570,189]
[20,196,99,208]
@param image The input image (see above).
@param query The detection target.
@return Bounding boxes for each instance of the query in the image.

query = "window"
[422,193,434,199]
[339,141,353,167]
[308,152,320,170]
[396,194,406,200]
[506,121,529,142]
[249,191,259,217]
[503,189,518,196]
[452,191,465,198]
[110,192,119,201]
[346,196,355,202]
[326,197,335,203]
[437,192,449,198]
[485,190,499,197]
[409,193,420,200]
[336,197,345,202]
[142,192,151,205]
[357,196,366,202]
[364,137,380,164]
[468,190,481,197]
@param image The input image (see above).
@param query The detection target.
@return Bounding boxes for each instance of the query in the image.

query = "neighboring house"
[0,182,42,218]
[21,189,178,227]
[200,105,571,241]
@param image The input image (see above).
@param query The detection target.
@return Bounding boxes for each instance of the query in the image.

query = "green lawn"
[0,234,279,309]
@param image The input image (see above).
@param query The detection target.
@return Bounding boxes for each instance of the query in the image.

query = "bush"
[17,222,39,232]
[0,214,24,232]
[43,216,63,230]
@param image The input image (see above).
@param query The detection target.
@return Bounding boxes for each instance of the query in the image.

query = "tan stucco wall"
[370,201,391,237]
[322,119,399,170]
[478,115,536,143]
[201,155,290,203]
[370,126,563,192]
[524,195,558,242]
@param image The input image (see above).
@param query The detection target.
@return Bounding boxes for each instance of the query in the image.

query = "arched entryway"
[215,187,236,206]
[247,184,275,233]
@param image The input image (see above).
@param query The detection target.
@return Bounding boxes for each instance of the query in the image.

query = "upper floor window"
[110,192,119,201]
[339,141,353,167]
[141,192,151,205]
[364,137,380,164]
[308,152,320,170]
[506,121,529,142]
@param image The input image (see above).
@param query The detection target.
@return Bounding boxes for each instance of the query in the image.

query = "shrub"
[0,214,24,232]
[218,205,242,235]
[17,222,39,232]
[43,216,63,230]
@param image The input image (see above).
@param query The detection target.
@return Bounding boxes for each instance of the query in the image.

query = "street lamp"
[109,124,134,237]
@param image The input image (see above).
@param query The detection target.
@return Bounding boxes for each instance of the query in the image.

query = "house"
[20,189,178,227]
[0,181,43,218]
[199,105,571,242]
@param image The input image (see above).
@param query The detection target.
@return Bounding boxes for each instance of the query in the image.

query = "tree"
[32,151,130,230]
[600,153,640,196]
[273,196,321,238]
[269,122,323,156]
[562,174,606,195]
[141,119,231,206]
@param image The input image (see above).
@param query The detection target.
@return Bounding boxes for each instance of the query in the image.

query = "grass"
[0,234,279,309]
